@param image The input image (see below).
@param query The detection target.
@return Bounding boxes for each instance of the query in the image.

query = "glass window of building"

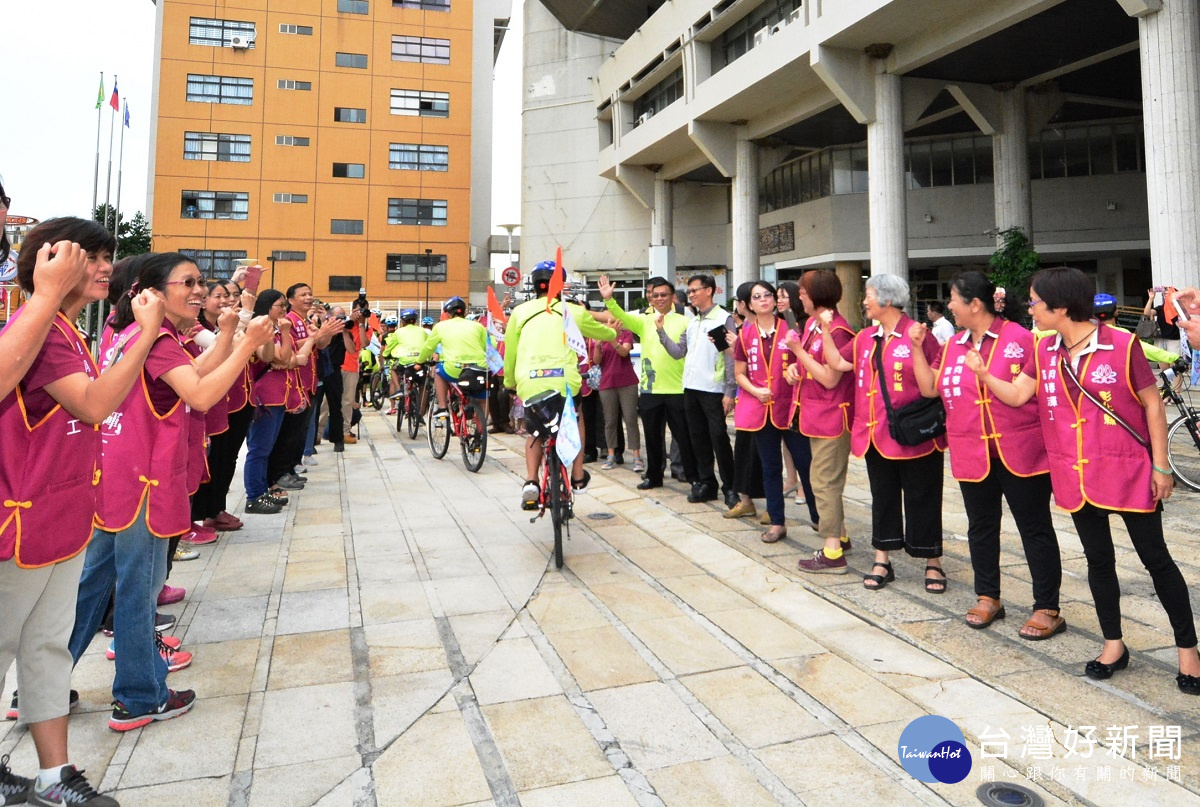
[391,35,450,64]
[329,275,363,292]
[179,249,248,280]
[277,79,312,91]
[274,135,310,147]
[180,191,250,220]
[272,193,309,204]
[278,24,314,35]
[394,0,450,10]
[331,219,365,235]
[332,163,366,179]
[184,132,251,162]
[386,253,448,282]
[338,0,369,13]
[189,17,256,48]
[387,198,447,226]
[390,89,449,117]
[186,74,254,105]
[388,143,449,171]
[632,69,683,124]
[334,107,367,123]
[715,0,803,72]
[335,53,368,69]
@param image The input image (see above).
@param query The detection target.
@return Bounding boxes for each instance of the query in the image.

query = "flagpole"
[103,74,117,233]
[114,100,128,259]
[92,72,103,218]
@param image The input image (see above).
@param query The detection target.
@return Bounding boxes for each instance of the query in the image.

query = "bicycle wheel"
[369,372,385,411]
[1167,415,1200,492]
[427,401,450,459]
[547,449,565,568]
[405,382,421,439]
[460,402,488,473]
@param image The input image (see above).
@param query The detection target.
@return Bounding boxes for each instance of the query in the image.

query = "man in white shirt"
[928,301,956,345]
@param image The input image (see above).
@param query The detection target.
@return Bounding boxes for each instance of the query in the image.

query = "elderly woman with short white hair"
[820,274,948,594]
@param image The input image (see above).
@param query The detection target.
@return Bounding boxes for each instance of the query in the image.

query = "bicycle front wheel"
[369,373,385,411]
[460,402,488,472]
[428,404,450,459]
[547,449,568,568]
[405,383,421,439]
[1167,415,1200,492]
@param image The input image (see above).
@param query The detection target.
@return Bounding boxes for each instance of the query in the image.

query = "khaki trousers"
[809,431,851,541]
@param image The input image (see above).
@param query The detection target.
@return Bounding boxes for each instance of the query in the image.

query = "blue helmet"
[384,316,398,327]
[400,308,418,323]
[421,316,435,327]
[1093,292,1117,321]
[443,296,467,315]
[531,260,563,292]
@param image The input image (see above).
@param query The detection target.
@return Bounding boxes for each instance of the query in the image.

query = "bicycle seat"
[524,390,566,438]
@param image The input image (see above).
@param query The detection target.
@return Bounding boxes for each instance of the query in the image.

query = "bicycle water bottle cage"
[524,390,565,438]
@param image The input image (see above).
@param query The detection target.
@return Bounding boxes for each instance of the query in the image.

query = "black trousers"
[959,466,1061,610]
[864,446,944,558]
[732,429,764,499]
[323,371,345,445]
[638,393,695,485]
[488,376,511,432]
[1071,502,1197,647]
[268,409,310,485]
[193,405,253,520]
[685,389,735,493]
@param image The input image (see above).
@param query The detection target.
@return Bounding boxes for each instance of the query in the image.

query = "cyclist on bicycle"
[1093,293,1180,368]
[505,260,616,510]
[383,309,429,414]
[417,297,489,419]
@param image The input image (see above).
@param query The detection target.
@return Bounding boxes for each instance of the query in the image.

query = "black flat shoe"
[1177,672,1200,695]
[636,479,662,490]
[1085,646,1129,680]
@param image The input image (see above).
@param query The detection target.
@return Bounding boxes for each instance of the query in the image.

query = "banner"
[555,383,581,467]
[562,305,587,359]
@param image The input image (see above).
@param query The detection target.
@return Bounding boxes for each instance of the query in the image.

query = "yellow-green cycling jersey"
[383,324,428,366]
[504,297,615,401]
[604,299,688,395]
[416,317,488,378]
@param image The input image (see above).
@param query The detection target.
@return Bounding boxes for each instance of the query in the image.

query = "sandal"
[761,526,787,543]
[965,596,1006,629]
[601,458,616,470]
[864,561,894,590]
[632,458,645,473]
[1018,609,1066,641]
[924,565,947,594]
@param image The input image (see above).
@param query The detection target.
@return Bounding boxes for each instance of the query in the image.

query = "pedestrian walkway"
[3,410,1200,806]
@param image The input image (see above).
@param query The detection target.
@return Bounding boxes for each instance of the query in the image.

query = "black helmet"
[443,296,467,316]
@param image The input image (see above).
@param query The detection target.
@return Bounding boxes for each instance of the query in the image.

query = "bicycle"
[1160,362,1200,492]
[522,390,573,568]
[367,362,391,411]
[395,364,430,439]
[427,365,489,472]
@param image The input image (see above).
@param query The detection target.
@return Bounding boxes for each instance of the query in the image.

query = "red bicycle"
[523,391,574,568]
[427,365,489,472]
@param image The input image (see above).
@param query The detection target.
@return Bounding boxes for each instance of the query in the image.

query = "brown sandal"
[965,596,1006,629]
[760,526,787,543]
[1019,609,1067,641]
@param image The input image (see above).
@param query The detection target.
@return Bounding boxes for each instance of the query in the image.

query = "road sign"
[501,266,521,287]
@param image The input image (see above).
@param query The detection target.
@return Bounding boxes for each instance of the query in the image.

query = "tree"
[91,205,152,257]
[987,226,1039,312]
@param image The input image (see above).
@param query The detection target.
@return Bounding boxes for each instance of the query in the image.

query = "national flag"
[555,382,581,467]
[95,76,105,109]
[486,286,507,325]
[562,305,587,359]
[545,245,565,312]
[109,79,120,111]
[123,101,130,128]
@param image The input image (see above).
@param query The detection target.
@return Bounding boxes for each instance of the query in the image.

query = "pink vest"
[96,323,193,538]
[940,320,1048,482]
[0,314,101,567]
[795,314,854,439]
[733,319,796,431]
[252,332,288,407]
[226,365,251,413]
[849,316,947,459]
[1034,326,1154,512]
[182,340,209,494]
[287,311,317,394]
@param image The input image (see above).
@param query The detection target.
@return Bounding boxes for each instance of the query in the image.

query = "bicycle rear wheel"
[1167,415,1200,492]
[405,382,421,439]
[369,372,385,411]
[427,401,450,459]
[460,402,488,472]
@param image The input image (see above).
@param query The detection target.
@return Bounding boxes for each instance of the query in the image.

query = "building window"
[387,198,447,226]
[186,74,254,105]
[189,17,256,48]
[278,24,314,35]
[183,132,251,162]
[274,135,310,147]
[1027,121,1144,180]
[179,249,248,280]
[386,253,447,282]
[272,193,309,204]
[338,0,369,13]
[715,0,802,71]
[329,275,363,292]
[394,0,450,10]
[334,107,367,123]
[180,190,250,220]
[277,79,312,91]
[331,219,365,235]
[332,163,365,179]
[389,89,449,117]
[391,35,450,64]
[271,251,308,262]
[388,143,449,171]
[632,68,683,126]
[335,52,368,69]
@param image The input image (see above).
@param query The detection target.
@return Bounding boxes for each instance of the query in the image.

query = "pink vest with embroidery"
[940,320,1047,482]
[0,314,101,567]
[252,332,288,407]
[226,365,251,413]
[795,314,855,439]
[849,316,947,459]
[96,323,193,538]
[283,322,308,412]
[733,319,796,431]
[287,312,317,394]
[1034,325,1153,512]
[183,340,209,493]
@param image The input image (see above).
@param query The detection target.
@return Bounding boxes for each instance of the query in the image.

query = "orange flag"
[368,312,384,335]
[545,245,565,311]
[487,286,507,324]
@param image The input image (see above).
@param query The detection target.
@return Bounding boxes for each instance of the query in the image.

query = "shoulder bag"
[871,336,946,446]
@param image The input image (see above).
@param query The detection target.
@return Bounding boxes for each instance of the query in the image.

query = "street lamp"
[498,223,519,270]
[424,248,433,318]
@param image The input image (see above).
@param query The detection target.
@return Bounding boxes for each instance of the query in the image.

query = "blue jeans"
[69,506,170,715]
[244,405,285,500]
[754,424,819,527]
[304,387,320,458]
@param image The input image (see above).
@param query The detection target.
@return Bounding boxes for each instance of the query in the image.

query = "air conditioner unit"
[635,112,652,127]
[788,8,802,25]
[229,35,250,49]
[753,28,769,48]
[771,18,790,36]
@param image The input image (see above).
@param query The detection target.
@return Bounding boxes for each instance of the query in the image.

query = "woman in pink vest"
[820,274,947,593]
[243,290,297,513]
[0,217,163,804]
[68,252,274,731]
[733,281,818,542]
[971,266,1200,693]
[910,271,1063,636]
[785,269,856,574]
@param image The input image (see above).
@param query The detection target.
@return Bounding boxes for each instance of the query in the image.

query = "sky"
[2,0,522,233]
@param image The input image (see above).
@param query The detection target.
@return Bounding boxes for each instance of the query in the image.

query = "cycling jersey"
[383,324,427,365]
[416,316,488,378]
[604,299,687,394]
[504,297,615,401]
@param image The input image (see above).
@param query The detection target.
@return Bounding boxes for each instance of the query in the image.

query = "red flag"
[368,312,383,334]
[545,246,565,311]
[109,79,120,111]
[487,287,507,325]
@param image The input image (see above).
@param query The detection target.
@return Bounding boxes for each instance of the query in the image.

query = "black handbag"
[871,336,946,446]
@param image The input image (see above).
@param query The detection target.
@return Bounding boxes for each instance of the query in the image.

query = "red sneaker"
[157,585,185,606]
[180,528,217,546]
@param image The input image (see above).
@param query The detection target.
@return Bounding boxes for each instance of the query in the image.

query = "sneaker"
[214,511,244,530]
[108,688,195,732]
[343,434,358,444]
[157,638,192,673]
[6,691,80,722]
[275,475,305,491]
[521,481,539,512]
[303,455,319,467]
[797,550,849,575]
[294,464,308,475]
[432,407,449,420]
[0,754,31,806]
[180,528,217,546]
[174,546,200,562]
[386,406,398,416]
[157,585,185,606]
[156,612,177,632]
[26,765,116,807]
[246,494,283,514]
[570,469,591,493]
[105,634,182,660]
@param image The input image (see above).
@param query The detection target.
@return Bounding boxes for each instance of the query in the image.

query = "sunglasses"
[751,292,775,301]
[165,277,205,289]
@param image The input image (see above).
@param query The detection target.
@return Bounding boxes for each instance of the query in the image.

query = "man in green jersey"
[505,261,616,510]
[383,308,429,414]
[598,274,697,490]
[416,297,489,418]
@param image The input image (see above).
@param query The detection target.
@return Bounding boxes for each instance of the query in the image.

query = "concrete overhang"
[539,0,667,40]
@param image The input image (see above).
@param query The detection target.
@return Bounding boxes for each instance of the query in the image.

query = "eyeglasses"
[686,287,706,296]
[165,277,205,289]
[1027,299,1045,310]
[648,292,673,299]
[751,292,775,301]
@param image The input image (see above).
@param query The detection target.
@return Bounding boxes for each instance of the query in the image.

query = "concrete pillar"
[835,261,865,328]
[1132,0,1200,289]
[731,134,759,291]
[652,177,673,246]
[993,89,1033,242]
[867,71,907,278]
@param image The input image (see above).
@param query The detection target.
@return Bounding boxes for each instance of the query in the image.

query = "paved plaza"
[4,410,1200,806]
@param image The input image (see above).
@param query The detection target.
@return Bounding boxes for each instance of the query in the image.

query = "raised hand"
[818,309,834,330]
[279,318,292,332]
[244,315,275,348]
[908,321,927,348]
[321,316,346,337]
[217,307,239,332]
[964,348,986,375]
[655,310,665,331]
[597,275,615,301]
[130,290,165,332]
[31,240,87,303]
